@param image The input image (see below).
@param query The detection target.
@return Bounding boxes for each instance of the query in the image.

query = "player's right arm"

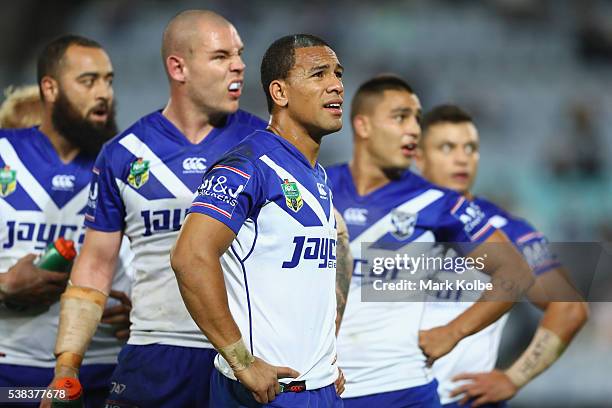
[171,157,299,404]
[171,213,299,404]
[49,144,126,383]
[419,199,534,364]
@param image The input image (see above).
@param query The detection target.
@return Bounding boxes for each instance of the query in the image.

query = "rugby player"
[416,104,588,407]
[48,11,267,407]
[172,33,345,407]
[327,75,534,407]
[0,35,131,408]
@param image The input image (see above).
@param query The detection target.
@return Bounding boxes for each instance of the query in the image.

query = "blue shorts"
[444,401,508,408]
[104,344,217,408]
[210,369,343,407]
[0,362,115,408]
[343,380,441,408]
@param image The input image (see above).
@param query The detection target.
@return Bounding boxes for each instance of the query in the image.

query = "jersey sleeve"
[512,223,561,276]
[84,145,126,232]
[435,194,496,246]
[190,155,264,235]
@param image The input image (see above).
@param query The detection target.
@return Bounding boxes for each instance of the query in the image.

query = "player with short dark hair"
[0,34,131,408]
[416,104,588,408]
[327,74,534,407]
[172,33,345,407]
[48,11,267,408]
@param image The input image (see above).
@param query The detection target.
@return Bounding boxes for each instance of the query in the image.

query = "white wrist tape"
[219,338,255,373]
[505,326,566,388]
[54,286,107,372]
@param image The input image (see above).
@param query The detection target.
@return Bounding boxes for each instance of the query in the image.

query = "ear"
[352,114,370,140]
[166,55,187,83]
[40,76,58,103]
[269,79,288,110]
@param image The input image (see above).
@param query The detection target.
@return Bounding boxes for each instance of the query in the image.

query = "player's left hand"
[335,367,345,395]
[418,324,461,366]
[450,369,518,407]
[101,290,132,340]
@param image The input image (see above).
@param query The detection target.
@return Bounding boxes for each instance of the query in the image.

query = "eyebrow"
[309,63,344,73]
[76,71,114,79]
[208,46,244,55]
[389,107,418,114]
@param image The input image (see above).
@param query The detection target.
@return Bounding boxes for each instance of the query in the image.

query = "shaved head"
[161,10,232,74]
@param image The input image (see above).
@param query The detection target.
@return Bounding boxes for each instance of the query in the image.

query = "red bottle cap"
[54,238,77,261]
[53,377,82,400]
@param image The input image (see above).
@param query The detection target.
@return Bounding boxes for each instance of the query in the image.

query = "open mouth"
[228,81,243,98]
[401,142,418,157]
[323,101,343,116]
[452,172,470,182]
[89,105,109,121]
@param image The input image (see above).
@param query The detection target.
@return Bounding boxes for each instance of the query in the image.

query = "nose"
[230,55,246,73]
[327,75,344,95]
[403,116,421,141]
[453,149,469,165]
[94,79,113,102]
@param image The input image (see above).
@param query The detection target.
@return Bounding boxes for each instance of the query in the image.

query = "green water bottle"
[51,377,83,407]
[36,237,77,272]
[4,238,77,311]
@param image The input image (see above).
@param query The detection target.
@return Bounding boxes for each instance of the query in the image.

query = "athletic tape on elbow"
[55,286,107,366]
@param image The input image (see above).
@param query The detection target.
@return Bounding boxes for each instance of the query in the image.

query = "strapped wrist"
[219,338,255,373]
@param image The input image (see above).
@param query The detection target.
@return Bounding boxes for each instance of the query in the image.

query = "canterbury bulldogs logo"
[317,183,328,199]
[182,157,207,173]
[51,174,76,191]
[390,209,417,240]
[343,208,368,225]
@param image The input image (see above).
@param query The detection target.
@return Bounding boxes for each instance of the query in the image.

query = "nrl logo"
[127,158,150,189]
[281,178,303,213]
[390,209,418,240]
[0,165,17,198]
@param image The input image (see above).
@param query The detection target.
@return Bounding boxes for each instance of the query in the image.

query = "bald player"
[47,10,267,407]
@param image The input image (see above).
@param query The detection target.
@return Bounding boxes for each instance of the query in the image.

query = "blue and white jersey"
[327,163,495,398]
[0,128,132,368]
[190,130,338,390]
[422,196,560,405]
[85,110,266,348]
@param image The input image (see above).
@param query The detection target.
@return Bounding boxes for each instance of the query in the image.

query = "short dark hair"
[421,104,473,132]
[350,74,415,121]
[260,34,331,113]
[37,34,103,93]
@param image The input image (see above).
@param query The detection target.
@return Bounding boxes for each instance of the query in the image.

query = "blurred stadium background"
[1,0,610,406]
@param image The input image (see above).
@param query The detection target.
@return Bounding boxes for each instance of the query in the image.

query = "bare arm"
[419,230,534,364]
[170,212,241,348]
[51,229,122,377]
[334,208,353,336]
[69,229,122,293]
[451,268,588,406]
[170,212,298,404]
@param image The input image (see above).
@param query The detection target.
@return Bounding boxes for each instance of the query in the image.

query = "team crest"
[281,179,303,213]
[390,209,418,240]
[127,158,150,189]
[0,166,17,197]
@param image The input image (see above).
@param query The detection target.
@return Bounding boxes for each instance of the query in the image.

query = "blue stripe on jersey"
[230,245,255,355]
[191,130,333,232]
[0,128,93,209]
[85,110,267,232]
[327,163,494,247]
